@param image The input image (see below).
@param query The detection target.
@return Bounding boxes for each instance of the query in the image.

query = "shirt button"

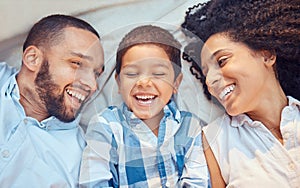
[2,149,10,158]
[288,162,295,171]
[165,181,170,187]
[23,119,28,124]
[284,132,290,139]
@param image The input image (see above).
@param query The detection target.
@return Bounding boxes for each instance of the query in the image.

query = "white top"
[203,96,300,188]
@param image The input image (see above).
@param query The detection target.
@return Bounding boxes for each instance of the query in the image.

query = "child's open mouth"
[135,95,157,105]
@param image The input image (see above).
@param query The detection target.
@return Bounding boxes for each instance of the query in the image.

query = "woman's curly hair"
[182,0,300,100]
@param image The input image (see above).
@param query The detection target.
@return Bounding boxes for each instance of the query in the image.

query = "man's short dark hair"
[23,14,100,51]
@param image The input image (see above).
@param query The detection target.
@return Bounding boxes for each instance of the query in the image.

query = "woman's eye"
[217,57,228,67]
[95,71,102,78]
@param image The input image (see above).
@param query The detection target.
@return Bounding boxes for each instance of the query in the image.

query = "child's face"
[117,44,182,120]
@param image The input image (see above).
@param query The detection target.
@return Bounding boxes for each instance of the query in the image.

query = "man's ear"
[173,73,183,94]
[22,45,43,71]
[261,50,276,67]
[115,73,121,93]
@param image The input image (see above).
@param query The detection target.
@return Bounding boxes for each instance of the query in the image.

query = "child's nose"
[136,76,152,86]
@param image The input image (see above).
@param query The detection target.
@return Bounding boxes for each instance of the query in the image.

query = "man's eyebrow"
[70,52,93,61]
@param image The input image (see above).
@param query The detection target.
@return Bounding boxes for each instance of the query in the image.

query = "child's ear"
[22,45,43,72]
[261,50,276,67]
[115,73,121,93]
[173,73,183,94]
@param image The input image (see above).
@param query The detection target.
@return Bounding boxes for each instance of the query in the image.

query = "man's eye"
[72,61,82,66]
[94,66,104,78]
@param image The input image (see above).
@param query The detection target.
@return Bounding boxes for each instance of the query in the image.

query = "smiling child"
[79,25,210,188]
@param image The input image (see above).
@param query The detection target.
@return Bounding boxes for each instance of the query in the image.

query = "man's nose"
[78,69,98,91]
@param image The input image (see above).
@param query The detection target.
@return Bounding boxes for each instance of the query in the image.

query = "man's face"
[35,27,104,122]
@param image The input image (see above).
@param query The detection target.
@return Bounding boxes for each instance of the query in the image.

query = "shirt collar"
[287,96,300,107]
[231,96,299,128]
[231,113,253,128]
[39,116,80,130]
[5,72,19,99]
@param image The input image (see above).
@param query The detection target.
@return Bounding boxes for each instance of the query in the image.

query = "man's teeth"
[136,95,155,100]
[219,84,235,100]
[66,89,86,102]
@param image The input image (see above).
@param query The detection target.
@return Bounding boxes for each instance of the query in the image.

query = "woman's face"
[200,33,276,116]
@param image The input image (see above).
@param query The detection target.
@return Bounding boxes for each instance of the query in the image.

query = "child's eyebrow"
[122,59,172,70]
[122,64,138,69]
[152,63,170,69]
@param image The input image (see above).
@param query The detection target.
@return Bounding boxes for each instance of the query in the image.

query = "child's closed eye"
[125,72,139,77]
[152,72,166,76]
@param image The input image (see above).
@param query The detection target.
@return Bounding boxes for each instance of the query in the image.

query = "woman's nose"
[205,68,222,88]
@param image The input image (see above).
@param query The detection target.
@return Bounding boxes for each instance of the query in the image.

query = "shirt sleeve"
[179,127,211,188]
[79,114,119,188]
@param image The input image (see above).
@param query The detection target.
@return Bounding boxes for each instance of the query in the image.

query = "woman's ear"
[173,73,183,94]
[22,45,43,72]
[261,50,276,67]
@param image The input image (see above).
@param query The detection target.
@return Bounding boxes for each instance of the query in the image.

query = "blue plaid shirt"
[80,100,210,188]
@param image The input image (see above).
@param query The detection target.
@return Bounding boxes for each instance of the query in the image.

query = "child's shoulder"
[179,110,207,125]
[86,105,125,135]
[177,110,206,136]
[89,105,122,124]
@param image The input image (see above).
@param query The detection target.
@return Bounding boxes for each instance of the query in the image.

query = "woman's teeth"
[219,84,235,100]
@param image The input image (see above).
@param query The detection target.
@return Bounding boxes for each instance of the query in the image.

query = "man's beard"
[34,60,81,122]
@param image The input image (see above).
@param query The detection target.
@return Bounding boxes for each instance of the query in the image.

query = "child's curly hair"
[182,0,300,100]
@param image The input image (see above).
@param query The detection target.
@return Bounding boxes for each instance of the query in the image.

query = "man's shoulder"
[0,62,17,86]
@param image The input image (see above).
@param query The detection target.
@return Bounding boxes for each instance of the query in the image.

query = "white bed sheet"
[0,0,224,129]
